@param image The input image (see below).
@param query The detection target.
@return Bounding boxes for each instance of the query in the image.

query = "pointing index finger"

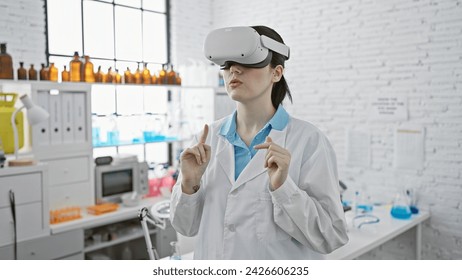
[199,124,209,143]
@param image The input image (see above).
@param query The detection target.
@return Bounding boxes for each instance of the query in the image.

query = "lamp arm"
[11,106,25,160]
[138,207,166,260]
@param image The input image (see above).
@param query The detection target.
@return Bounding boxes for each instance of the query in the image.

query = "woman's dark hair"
[251,25,292,109]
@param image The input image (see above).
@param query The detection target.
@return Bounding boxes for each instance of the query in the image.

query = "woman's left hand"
[254,136,291,190]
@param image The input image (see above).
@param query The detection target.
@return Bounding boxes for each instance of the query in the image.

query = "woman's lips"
[229,79,242,88]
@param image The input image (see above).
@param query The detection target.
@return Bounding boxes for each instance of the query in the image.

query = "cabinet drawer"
[18,229,83,260]
[45,156,90,186]
[0,202,47,247]
[49,181,94,209]
[0,173,42,208]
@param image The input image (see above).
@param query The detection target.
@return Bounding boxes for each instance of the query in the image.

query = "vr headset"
[204,26,290,69]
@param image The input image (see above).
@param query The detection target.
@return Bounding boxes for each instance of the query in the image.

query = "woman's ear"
[272,65,284,83]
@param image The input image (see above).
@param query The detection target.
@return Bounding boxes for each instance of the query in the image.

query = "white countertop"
[50,196,168,234]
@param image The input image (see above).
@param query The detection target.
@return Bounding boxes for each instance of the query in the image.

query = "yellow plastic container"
[0,93,24,154]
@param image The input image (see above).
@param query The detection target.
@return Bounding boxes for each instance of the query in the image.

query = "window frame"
[44,0,171,68]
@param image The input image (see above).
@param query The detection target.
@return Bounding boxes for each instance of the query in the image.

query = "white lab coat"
[170,116,348,259]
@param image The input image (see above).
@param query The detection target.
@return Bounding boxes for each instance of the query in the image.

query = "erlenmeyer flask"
[390,189,412,219]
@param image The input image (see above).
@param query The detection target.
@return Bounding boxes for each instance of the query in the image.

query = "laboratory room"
[0,0,461,269]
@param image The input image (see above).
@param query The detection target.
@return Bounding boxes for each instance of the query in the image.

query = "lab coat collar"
[216,132,235,186]
[230,124,288,193]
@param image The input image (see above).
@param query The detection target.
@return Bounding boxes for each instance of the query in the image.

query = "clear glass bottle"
[70,51,82,82]
[169,241,181,260]
[28,64,37,80]
[83,55,95,83]
[62,65,70,82]
[48,62,58,82]
[0,43,14,79]
[17,62,27,80]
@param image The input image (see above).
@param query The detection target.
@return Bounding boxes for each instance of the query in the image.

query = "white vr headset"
[204,26,290,69]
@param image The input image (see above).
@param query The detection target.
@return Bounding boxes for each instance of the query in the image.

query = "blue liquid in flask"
[391,206,412,219]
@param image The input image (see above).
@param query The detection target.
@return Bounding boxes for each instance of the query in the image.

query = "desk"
[326,206,430,260]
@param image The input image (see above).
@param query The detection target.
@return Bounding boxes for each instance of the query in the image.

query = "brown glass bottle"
[158,64,167,84]
[151,72,158,85]
[134,64,142,84]
[115,69,122,84]
[39,63,48,80]
[83,55,95,83]
[70,51,82,82]
[107,67,113,83]
[176,72,182,85]
[17,62,27,80]
[0,43,14,79]
[48,63,58,82]
[167,64,177,85]
[142,63,151,84]
[28,64,37,80]
[124,67,132,84]
[62,65,70,82]
[95,66,103,83]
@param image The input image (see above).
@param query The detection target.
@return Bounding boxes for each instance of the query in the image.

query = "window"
[46,0,169,74]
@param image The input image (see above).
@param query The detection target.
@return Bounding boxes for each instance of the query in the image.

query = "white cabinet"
[30,83,94,209]
[0,165,49,247]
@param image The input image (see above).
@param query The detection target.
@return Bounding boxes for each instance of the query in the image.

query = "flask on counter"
[17,62,27,80]
[0,43,14,79]
[62,65,70,82]
[70,51,82,82]
[28,64,37,80]
[48,62,58,82]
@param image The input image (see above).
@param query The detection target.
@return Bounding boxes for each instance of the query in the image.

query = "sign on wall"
[369,95,408,121]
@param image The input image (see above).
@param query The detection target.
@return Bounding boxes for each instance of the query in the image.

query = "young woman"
[170,26,348,259]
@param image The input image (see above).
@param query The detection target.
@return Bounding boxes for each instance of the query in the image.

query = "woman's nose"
[229,64,242,74]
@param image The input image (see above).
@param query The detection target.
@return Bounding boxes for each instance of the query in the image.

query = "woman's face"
[222,63,281,104]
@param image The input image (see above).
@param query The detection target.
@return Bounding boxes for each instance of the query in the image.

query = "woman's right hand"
[180,124,211,194]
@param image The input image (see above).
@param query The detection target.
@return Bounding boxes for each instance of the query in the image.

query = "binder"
[32,91,50,147]
[73,93,86,143]
[48,93,62,145]
[61,93,74,143]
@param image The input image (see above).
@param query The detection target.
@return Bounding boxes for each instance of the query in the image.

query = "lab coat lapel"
[231,128,287,192]
[216,135,235,186]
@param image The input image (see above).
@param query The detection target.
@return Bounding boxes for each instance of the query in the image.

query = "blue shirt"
[219,106,289,180]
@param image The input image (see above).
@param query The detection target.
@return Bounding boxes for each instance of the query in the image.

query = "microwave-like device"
[95,161,149,203]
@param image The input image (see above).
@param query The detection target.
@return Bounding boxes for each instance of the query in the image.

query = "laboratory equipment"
[138,200,171,260]
[352,214,380,229]
[169,241,181,260]
[390,189,412,219]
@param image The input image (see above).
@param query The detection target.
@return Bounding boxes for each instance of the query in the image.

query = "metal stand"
[138,206,166,260]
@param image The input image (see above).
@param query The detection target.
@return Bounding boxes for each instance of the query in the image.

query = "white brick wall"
[0,0,46,78]
[1,0,461,259]
[190,0,462,259]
